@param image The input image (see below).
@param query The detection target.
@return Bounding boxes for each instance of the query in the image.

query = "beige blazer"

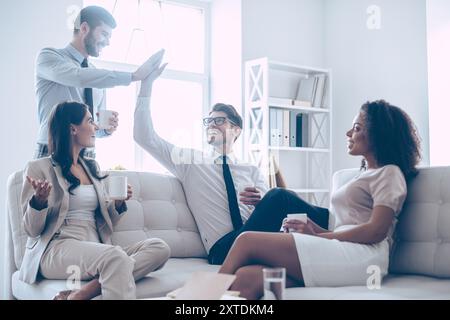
[19,157,127,284]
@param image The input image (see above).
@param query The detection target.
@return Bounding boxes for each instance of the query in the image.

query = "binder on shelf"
[276,109,284,146]
[269,107,284,146]
[269,108,278,146]
[296,113,309,147]
[289,111,302,147]
[283,110,290,147]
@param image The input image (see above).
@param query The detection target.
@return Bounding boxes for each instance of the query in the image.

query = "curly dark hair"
[360,100,421,181]
[48,101,107,194]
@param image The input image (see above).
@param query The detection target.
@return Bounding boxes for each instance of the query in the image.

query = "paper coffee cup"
[98,110,114,130]
[287,213,308,224]
[286,214,308,232]
[108,176,127,200]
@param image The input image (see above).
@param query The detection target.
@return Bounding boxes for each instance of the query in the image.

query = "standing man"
[34,5,163,158]
[133,56,329,265]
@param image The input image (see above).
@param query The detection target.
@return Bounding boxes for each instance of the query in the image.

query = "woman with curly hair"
[219,100,422,299]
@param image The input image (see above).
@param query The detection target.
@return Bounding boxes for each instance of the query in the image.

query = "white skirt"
[292,226,389,287]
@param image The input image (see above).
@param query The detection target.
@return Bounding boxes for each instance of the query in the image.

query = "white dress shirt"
[35,44,132,144]
[134,97,269,252]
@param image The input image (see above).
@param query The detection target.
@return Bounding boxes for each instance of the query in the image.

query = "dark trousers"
[208,188,329,265]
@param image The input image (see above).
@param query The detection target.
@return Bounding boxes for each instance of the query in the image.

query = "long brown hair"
[48,101,107,194]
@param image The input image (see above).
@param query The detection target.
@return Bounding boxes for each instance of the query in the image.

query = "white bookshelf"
[244,57,332,206]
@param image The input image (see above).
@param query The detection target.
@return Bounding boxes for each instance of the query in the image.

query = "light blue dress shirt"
[35,44,132,144]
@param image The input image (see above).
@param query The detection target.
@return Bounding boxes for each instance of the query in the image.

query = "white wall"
[242,0,325,67]
[211,0,242,109]
[0,0,82,298]
[427,0,450,166]
[210,0,243,156]
[324,0,430,172]
[239,0,429,172]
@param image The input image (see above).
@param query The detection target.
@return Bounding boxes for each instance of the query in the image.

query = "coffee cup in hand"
[98,110,115,130]
[107,176,128,201]
[286,213,308,232]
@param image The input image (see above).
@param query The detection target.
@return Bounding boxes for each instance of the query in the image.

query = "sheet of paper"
[173,272,236,300]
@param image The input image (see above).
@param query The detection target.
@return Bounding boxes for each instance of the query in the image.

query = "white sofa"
[4,168,450,300]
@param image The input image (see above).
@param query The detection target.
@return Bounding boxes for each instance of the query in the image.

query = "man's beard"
[84,32,99,57]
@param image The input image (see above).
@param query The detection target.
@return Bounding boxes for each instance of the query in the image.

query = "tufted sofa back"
[332,167,450,278]
[6,170,206,271]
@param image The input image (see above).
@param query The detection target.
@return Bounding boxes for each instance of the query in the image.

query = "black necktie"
[222,156,243,230]
[81,58,94,117]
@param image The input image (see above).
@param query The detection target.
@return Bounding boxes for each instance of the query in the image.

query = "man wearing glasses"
[134,60,300,264]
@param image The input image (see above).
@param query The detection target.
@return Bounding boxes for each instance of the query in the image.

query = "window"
[83,0,210,173]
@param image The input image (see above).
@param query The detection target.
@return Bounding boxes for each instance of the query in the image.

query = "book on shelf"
[313,74,327,108]
[269,96,292,106]
[292,100,312,108]
[295,74,328,108]
[295,76,317,106]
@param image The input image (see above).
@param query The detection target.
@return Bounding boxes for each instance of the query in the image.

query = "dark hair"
[74,6,117,34]
[360,100,421,181]
[48,101,107,194]
[210,103,243,128]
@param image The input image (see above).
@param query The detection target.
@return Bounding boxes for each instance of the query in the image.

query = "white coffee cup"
[107,176,127,200]
[287,213,308,224]
[286,213,308,232]
[98,110,115,130]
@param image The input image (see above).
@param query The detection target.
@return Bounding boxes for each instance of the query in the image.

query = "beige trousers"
[39,220,170,299]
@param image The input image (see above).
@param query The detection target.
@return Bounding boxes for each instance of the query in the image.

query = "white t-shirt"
[66,184,98,222]
[330,164,407,247]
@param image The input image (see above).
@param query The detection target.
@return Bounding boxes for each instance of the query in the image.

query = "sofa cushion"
[390,167,450,277]
[332,167,450,278]
[284,274,450,300]
[12,258,217,300]
[6,171,28,270]
[107,171,206,258]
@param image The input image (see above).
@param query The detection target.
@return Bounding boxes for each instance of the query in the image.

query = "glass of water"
[263,267,286,300]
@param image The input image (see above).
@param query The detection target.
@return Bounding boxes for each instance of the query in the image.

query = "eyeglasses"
[202,117,237,127]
